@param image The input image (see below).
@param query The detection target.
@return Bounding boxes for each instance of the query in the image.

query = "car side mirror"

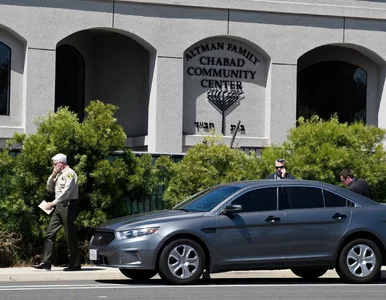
[222,204,242,214]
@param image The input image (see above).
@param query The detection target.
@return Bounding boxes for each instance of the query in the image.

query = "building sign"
[206,89,244,134]
[185,42,259,91]
[183,38,266,137]
[194,121,246,133]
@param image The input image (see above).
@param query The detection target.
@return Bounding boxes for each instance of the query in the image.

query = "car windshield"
[173,185,242,212]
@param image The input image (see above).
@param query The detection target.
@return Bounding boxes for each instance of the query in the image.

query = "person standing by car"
[266,158,296,179]
[339,168,371,198]
[32,153,81,271]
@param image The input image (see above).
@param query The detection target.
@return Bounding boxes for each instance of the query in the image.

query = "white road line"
[0,283,385,291]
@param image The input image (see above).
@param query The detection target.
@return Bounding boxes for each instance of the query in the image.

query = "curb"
[0,267,342,282]
[1,267,385,283]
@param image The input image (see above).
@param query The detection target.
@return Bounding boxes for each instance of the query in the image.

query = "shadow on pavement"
[47,267,107,272]
[76,267,107,271]
[96,270,386,286]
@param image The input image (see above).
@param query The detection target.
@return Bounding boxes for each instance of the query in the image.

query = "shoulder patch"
[67,173,74,179]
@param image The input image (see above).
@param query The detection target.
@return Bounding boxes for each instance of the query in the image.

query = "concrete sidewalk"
[0,266,343,282]
[0,266,128,282]
[0,266,385,282]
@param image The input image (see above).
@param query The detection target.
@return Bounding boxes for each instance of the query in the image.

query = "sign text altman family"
[186,42,259,90]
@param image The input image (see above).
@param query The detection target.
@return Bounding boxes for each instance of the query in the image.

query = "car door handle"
[265,215,281,223]
[332,213,347,220]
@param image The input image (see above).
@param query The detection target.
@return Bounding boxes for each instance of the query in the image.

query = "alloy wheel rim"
[346,244,376,277]
[167,244,200,279]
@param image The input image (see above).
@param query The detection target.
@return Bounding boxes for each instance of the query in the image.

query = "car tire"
[291,268,328,280]
[336,238,382,284]
[119,269,157,281]
[158,238,205,285]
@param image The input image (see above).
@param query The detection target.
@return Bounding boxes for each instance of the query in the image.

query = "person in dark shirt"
[266,158,296,179]
[339,168,371,198]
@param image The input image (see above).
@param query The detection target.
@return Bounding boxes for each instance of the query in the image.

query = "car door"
[215,187,286,270]
[281,186,352,265]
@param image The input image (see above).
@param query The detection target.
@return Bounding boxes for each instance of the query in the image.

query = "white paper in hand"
[38,200,54,215]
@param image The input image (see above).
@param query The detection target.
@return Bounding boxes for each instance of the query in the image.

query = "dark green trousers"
[42,200,80,267]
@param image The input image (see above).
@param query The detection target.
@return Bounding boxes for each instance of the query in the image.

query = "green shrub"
[262,115,386,201]
[162,115,386,207]
[159,133,261,207]
[0,232,22,267]
[0,100,162,265]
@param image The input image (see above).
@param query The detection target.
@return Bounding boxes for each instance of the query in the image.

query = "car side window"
[232,188,278,212]
[285,187,324,209]
[324,190,352,207]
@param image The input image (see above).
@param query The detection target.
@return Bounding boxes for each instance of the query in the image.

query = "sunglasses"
[275,166,285,169]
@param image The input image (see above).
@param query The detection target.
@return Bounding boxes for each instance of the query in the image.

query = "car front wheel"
[158,239,205,285]
[336,239,382,284]
[291,268,328,279]
[119,269,157,281]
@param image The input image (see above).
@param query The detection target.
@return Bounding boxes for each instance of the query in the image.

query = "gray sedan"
[89,180,386,284]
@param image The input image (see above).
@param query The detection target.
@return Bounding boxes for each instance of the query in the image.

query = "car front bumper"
[88,231,162,270]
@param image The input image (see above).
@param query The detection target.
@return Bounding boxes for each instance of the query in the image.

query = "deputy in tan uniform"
[33,153,81,271]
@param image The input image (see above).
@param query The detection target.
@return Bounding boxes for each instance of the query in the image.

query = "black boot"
[63,265,81,271]
[32,262,51,270]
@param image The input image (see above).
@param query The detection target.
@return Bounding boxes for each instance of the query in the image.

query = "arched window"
[297,61,367,123]
[0,41,11,115]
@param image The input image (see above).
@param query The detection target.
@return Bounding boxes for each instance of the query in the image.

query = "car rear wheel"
[291,268,328,279]
[336,239,381,284]
[119,269,157,281]
[158,239,205,285]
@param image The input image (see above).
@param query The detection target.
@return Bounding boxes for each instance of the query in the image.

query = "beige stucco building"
[1,0,386,153]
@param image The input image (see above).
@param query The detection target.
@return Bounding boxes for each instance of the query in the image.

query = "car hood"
[96,210,205,231]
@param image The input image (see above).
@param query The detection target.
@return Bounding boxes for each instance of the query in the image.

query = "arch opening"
[55,44,85,120]
[0,41,11,116]
[55,29,153,149]
[297,61,367,123]
[296,45,384,125]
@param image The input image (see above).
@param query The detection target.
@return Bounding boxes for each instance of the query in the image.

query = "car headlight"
[117,227,160,240]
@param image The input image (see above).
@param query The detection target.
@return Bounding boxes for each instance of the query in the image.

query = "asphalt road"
[1,277,386,300]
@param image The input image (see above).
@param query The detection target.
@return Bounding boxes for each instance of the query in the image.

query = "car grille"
[92,231,115,246]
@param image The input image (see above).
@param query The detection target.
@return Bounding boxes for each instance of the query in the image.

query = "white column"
[147,56,183,153]
[377,67,386,128]
[25,48,56,135]
[268,63,297,144]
